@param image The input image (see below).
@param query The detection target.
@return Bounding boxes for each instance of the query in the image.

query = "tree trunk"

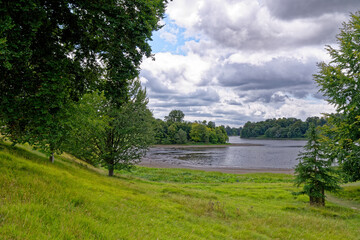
[309,188,325,206]
[50,152,54,163]
[108,166,114,176]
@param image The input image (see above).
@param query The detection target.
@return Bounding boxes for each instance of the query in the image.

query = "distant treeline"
[153,110,229,144]
[224,126,242,136]
[240,117,327,139]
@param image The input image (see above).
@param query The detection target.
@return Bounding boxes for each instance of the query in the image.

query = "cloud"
[264,0,360,20]
[216,58,316,89]
[166,0,349,51]
[139,0,353,126]
[212,57,319,104]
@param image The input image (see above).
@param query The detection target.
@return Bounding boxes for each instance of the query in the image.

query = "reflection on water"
[142,136,306,169]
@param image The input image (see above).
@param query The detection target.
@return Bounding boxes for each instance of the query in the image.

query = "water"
[142,136,306,169]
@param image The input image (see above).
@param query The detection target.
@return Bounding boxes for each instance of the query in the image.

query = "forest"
[240,117,327,139]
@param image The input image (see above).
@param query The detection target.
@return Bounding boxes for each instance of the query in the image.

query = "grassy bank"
[0,142,359,239]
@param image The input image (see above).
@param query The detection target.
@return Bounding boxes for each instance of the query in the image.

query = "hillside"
[0,142,359,240]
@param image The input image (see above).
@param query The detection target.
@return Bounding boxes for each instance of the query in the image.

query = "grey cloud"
[264,0,360,20]
[312,91,325,100]
[141,70,176,94]
[191,0,346,51]
[216,58,317,91]
[212,58,320,104]
[226,100,243,106]
[146,88,220,108]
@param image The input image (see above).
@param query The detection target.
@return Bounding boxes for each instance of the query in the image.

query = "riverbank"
[152,142,264,148]
[138,160,294,174]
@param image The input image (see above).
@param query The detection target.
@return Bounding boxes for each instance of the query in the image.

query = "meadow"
[0,142,359,240]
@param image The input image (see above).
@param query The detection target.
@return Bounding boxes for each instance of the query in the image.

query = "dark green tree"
[207,121,216,129]
[294,125,341,206]
[174,129,188,144]
[315,12,360,182]
[0,0,167,161]
[165,110,185,123]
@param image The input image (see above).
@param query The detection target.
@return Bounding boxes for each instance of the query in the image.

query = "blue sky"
[140,0,360,127]
[149,16,189,55]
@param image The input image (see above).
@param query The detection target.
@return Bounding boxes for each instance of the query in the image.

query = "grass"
[333,182,360,204]
[0,142,359,239]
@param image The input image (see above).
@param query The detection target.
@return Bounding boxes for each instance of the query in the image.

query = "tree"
[215,126,228,143]
[315,12,360,181]
[207,121,216,129]
[294,125,341,206]
[174,129,188,144]
[190,123,209,143]
[65,79,154,176]
[165,110,185,123]
[0,0,167,161]
[209,129,218,144]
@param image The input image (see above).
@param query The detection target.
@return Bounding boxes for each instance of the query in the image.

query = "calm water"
[143,137,306,169]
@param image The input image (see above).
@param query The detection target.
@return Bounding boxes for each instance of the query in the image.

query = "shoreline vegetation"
[152,142,264,148]
[240,117,327,139]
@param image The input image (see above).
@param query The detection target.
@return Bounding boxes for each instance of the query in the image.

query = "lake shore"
[138,160,294,174]
[152,143,264,148]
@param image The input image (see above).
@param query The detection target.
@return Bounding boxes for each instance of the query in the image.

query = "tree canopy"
[164,110,185,123]
[153,110,228,144]
[0,0,167,160]
[240,117,327,139]
[315,12,360,182]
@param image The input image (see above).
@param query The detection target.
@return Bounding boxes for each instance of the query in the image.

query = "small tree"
[65,79,154,176]
[294,124,341,206]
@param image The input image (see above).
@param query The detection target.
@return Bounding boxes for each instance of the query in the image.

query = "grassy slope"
[0,143,359,240]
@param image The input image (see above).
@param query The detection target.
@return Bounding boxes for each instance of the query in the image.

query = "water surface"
[142,136,306,169]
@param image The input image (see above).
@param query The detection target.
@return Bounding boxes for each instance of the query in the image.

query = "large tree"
[315,12,360,182]
[0,0,167,161]
[65,79,154,176]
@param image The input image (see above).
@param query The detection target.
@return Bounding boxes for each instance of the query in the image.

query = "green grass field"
[0,142,359,239]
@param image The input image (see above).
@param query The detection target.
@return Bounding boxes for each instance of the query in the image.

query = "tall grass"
[0,142,359,239]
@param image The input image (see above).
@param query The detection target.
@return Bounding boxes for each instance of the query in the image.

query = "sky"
[139,0,360,127]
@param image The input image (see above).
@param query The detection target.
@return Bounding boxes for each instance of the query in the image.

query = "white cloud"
[139,0,350,126]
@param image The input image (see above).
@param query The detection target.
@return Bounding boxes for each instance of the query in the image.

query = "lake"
[141,136,306,170]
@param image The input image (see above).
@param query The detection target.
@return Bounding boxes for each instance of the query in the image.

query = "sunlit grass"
[0,142,359,239]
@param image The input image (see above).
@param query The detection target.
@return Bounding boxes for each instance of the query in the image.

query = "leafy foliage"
[294,125,341,206]
[153,110,229,144]
[0,0,167,158]
[315,12,360,182]
[164,109,185,122]
[240,117,327,139]
[65,79,154,176]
